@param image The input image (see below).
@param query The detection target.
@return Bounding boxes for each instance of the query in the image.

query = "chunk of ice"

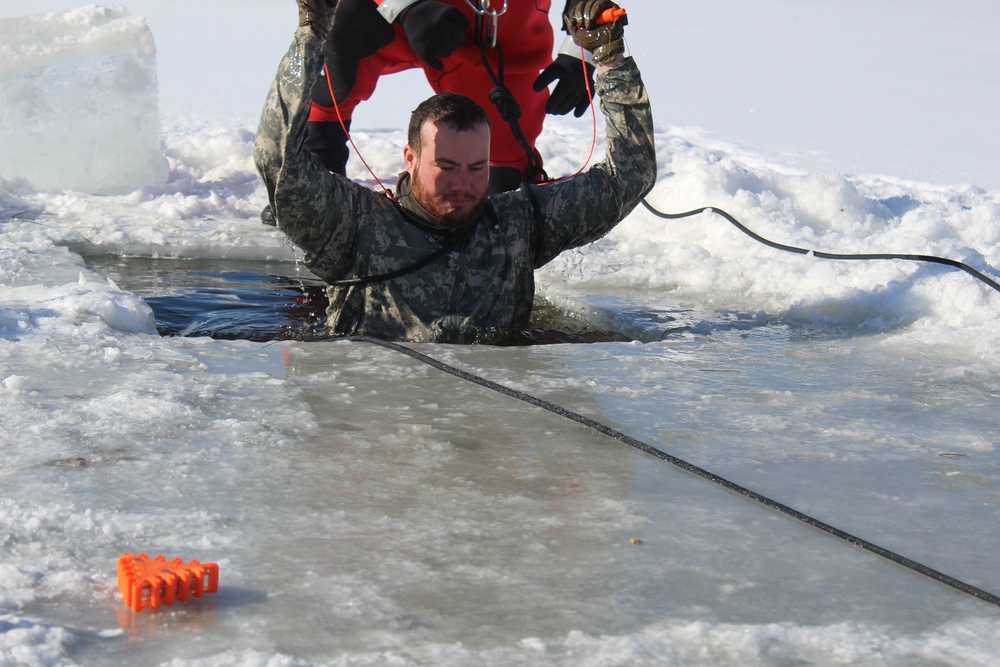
[0,5,168,194]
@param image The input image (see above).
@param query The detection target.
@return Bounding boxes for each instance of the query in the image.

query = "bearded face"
[404,120,491,226]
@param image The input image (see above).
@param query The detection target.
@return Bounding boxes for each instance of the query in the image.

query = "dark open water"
[84,256,630,345]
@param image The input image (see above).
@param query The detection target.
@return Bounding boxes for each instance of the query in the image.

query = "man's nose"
[450,167,472,192]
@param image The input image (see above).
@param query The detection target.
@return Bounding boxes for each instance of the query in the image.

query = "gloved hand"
[398,0,471,70]
[317,0,396,104]
[533,54,595,117]
[565,0,627,64]
[298,0,338,39]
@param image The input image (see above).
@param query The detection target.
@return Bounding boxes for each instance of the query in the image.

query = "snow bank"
[0,5,168,194]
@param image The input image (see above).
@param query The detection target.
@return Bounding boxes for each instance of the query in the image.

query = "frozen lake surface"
[7,250,1000,665]
[3,1,1000,664]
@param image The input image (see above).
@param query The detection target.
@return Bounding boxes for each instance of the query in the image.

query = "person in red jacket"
[306,0,591,193]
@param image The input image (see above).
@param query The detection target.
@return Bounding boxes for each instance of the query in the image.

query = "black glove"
[565,0,627,64]
[533,54,595,117]
[298,0,338,39]
[317,0,396,103]
[398,0,471,70]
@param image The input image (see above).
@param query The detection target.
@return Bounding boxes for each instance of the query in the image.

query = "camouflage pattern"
[254,27,656,344]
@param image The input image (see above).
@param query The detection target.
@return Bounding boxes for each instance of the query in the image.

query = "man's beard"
[410,168,485,226]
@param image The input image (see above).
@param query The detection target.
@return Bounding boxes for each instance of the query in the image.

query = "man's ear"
[403,144,418,173]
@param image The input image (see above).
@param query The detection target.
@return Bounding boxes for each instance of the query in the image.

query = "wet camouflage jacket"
[254,28,656,344]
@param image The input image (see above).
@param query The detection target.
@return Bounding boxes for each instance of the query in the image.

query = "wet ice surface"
[5,243,1000,665]
[5,310,1000,665]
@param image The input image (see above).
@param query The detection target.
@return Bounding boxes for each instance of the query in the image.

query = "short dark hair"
[407,93,491,153]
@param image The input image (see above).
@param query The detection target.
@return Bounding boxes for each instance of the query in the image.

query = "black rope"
[641,200,1000,294]
[350,334,1000,609]
[477,20,547,184]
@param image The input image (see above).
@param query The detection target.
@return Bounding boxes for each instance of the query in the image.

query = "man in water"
[255,0,655,344]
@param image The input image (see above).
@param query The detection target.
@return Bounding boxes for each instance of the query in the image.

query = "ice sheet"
[0,6,167,193]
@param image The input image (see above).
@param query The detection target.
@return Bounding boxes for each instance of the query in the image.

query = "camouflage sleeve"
[253,27,364,282]
[529,57,656,267]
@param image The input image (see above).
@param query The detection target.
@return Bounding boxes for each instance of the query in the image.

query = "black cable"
[641,200,1000,294]
[352,334,1000,609]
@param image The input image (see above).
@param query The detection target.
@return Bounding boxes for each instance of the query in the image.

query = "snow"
[2,1,1000,665]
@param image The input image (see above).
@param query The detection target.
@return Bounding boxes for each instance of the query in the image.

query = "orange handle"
[596,7,627,25]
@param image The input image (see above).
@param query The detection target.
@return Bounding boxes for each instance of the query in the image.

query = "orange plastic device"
[596,7,627,25]
[117,553,219,612]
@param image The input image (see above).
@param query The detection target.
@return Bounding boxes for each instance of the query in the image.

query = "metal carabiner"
[464,0,509,47]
